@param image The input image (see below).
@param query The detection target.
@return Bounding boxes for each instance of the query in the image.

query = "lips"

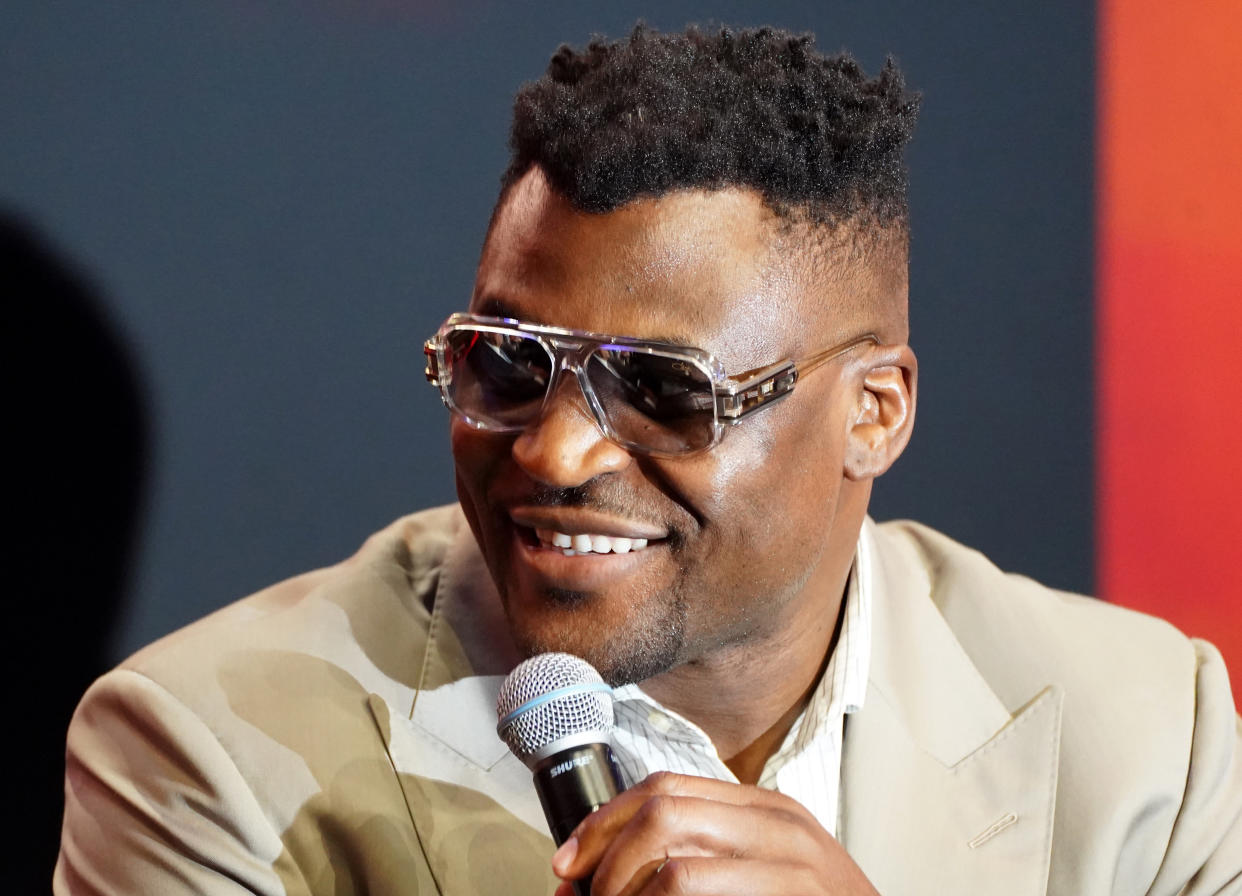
[508,507,666,558]
[500,507,672,594]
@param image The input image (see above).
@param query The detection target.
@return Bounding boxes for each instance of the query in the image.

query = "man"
[57,24,1240,895]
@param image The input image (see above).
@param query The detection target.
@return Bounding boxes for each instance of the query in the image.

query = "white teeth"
[533,528,654,555]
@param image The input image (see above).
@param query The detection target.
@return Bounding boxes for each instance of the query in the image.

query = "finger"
[609,855,667,896]
[588,796,815,896]
[634,847,881,896]
[644,853,882,896]
[622,771,786,807]
[633,857,814,896]
[554,772,781,878]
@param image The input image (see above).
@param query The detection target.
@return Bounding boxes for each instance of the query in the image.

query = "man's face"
[452,168,882,685]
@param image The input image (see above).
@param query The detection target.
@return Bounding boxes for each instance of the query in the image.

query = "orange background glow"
[1097,0,1242,697]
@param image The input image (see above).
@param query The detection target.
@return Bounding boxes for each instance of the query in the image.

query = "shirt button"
[647,711,673,733]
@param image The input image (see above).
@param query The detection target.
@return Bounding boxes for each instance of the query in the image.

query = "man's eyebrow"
[474,297,538,323]
[472,295,698,348]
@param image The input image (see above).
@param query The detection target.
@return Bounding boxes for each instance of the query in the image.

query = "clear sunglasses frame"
[424,312,878,457]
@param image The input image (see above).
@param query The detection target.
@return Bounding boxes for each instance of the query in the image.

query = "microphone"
[496,653,625,894]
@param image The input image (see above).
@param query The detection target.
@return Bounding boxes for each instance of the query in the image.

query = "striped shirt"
[609,525,874,837]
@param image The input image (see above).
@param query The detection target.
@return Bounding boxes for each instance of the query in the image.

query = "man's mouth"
[533,528,651,556]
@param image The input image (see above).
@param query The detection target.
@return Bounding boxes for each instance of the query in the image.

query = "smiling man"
[57,24,1240,896]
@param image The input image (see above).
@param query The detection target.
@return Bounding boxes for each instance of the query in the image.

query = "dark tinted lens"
[443,328,552,427]
[587,347,717,453]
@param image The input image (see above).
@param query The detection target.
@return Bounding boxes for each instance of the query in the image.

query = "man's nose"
[511,378,632,487]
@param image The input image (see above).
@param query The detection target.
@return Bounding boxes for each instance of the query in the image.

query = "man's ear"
[843,344,917,482]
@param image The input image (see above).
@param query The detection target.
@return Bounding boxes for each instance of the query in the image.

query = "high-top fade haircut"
[501,23,920,247]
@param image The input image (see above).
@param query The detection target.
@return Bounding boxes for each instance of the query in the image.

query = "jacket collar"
[861,517,1014,764]
[406,517,520,769]
[839,518,1062,893]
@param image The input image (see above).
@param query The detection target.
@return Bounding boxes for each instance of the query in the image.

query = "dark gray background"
[3,0,1095,663]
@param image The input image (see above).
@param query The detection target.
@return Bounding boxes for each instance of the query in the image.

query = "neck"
[639,555,851,785]
[638,487,871,784]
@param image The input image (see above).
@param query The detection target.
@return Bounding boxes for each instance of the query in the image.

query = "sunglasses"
[424,313,877,457]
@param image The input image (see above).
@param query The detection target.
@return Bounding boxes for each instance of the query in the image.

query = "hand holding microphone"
[497,653,878,896]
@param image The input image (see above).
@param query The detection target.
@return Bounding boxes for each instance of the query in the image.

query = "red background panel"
[1097,0,1242,696]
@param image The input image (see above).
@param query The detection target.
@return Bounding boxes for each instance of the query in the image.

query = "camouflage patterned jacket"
[56,505,1242,894]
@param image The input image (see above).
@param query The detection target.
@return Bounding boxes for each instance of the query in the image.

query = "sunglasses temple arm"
[793,334,879,379]
[716,361,799,421]
[716,334,878,422]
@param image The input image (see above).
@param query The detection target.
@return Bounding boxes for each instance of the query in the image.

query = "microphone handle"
[532,741,624,896]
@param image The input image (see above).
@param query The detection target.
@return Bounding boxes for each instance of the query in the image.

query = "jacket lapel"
[371,524,558,895]
[840,521,1062,894]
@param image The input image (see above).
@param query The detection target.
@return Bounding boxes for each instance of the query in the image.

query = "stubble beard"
[507,584,688,687]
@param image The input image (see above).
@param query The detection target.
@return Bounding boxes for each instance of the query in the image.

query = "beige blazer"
[55,505,1242,894]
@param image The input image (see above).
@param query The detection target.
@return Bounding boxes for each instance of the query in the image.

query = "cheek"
[701,402,848,540]
[451,420,504,471]
[449,417,479,455]
[450,424,523,584]
[450,422,510,514]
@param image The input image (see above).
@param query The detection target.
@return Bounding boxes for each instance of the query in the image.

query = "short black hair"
[502,23,920,236]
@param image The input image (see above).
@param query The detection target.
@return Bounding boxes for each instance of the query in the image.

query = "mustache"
[529,484,593,507]
[527,482,637,515]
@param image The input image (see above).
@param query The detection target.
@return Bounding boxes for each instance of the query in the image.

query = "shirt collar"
[780,517,874,754]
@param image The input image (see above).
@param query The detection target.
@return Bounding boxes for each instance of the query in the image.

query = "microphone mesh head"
[496,652,614,764]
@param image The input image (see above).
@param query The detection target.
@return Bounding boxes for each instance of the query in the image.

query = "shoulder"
[58,504,473,895]
[79,503,475,821]
[122,503,468,698]
[869,519,1242,891]
[86,503,473,758]
[871,517,1202,709]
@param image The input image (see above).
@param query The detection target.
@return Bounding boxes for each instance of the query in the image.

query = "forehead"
[472,170,818,364]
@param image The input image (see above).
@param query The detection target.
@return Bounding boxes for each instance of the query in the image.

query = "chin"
[506,593,687,687]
